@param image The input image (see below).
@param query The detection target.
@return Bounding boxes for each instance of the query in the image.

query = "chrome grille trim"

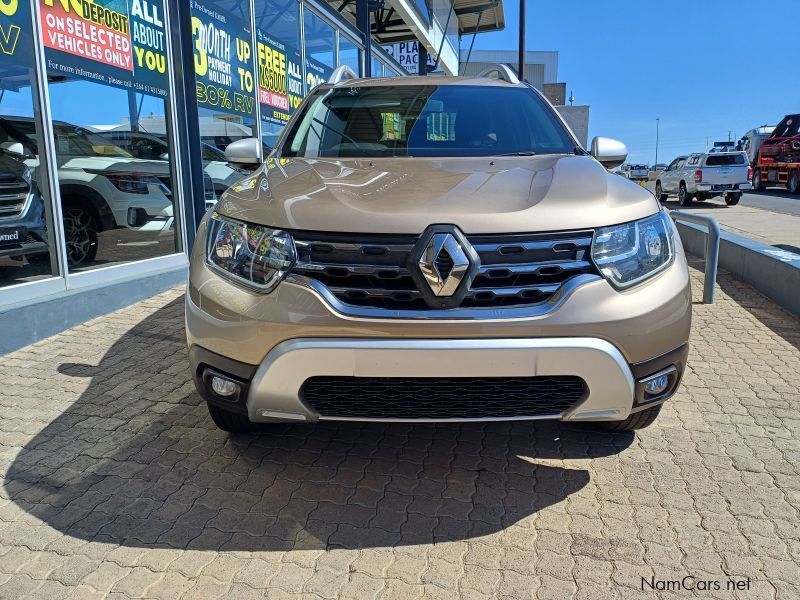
[285,273,602,320]
[476,260,593,278]
[0,190,31,219]
[470,236,593,256]
[290,229,599,315]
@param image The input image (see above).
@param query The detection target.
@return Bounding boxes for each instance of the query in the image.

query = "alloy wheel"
[63,207,98,266]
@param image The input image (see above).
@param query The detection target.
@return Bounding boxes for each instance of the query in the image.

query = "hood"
[216,154,660,234]
[59,156,171,174]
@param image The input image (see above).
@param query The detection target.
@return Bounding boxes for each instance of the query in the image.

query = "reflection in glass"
[262,120,285,152]
[45,82,179,272]
[0,103,57,287]
[304,11,335,93]
[371,56,384,77]
[339,37,361,76]
[254,0,300,48]
[197,109,257,205]
[39,0,182,273]
[0,0,58,288]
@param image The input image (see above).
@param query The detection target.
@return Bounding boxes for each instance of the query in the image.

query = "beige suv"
[186,66,691,434]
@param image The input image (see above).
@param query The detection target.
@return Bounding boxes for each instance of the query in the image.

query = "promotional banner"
[304,56,332,95]
[256,30,302,126]
[190,0,255,119]
[1,0,36,70]
[39,0,169,96]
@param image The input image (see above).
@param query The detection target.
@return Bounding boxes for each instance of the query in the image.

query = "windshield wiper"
[496,151,537,156]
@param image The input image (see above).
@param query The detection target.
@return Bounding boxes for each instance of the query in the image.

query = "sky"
[4,0,796,167]
[463,0,800,165]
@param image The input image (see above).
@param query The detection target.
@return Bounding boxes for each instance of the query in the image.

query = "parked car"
[0,150,49,262]
[186,67,691,434]
[95,130,240,204]
[655,151,751,206]
[1,117,175,265]
[620,163,650,181]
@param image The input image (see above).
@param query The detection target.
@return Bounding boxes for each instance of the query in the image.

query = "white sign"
[382,41,437,74]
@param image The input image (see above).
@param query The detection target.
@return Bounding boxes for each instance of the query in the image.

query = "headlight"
[100,171,170,195]
[592,211,674,289]
[206,214,296,293]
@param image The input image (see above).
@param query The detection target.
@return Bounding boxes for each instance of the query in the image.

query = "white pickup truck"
[655,151,752,206]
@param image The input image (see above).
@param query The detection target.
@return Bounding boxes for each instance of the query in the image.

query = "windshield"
[2,118,132,158]
[281,85,576,158]
[52,125,133,158]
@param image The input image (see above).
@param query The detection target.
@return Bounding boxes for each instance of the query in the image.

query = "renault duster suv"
[186,66,691,434]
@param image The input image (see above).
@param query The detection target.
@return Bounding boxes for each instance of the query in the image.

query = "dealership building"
[0,0,511,351]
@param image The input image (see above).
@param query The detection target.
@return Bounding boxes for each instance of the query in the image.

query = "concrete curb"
[0,267,186,356]
[675,220,800,317]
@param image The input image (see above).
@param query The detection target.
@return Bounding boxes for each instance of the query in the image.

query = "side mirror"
[224,138,262,169]
[0,141,30,158]
[590,136,627,169]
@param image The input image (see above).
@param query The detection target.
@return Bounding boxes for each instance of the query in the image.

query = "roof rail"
[328,65,358,85]
[475,64,520,85]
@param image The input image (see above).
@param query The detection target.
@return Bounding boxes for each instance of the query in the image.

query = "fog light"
[644,374,669,395]
[211,376,238,397]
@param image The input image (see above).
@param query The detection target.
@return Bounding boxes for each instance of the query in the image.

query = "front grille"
[292,229,597,311]
[0,180,29,218]
[300,376,587,419]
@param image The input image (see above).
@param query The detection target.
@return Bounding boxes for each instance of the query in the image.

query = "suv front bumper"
[187,231,692,422]
[190,337,688,423]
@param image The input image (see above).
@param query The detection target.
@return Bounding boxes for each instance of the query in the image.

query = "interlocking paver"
[1,259,799,598]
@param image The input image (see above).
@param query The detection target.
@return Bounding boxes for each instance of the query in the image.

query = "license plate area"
[0,226,26,246]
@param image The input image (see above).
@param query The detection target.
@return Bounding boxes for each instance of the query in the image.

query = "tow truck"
[752,114,800,194]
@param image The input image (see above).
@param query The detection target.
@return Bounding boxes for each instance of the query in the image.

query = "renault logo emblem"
[418,233,470,296]
[408,225,480,309]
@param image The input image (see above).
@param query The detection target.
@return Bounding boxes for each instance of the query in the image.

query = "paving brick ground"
[1,259,799,599]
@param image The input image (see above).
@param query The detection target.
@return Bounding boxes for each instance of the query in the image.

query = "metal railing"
[669,211,720,304]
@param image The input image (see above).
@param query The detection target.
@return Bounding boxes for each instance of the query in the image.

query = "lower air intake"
[300,376,587,420]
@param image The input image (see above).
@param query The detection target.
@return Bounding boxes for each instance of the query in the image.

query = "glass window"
[191,0,257,206]
[282,85,576,158]
[371,56,384,77]
[0,0,59,289]
[254,0,302,149]
[39,0,179,274]
[339,37,361,76]
[303,11,335,93]
[705,154,746,166]
[254,0,300,48]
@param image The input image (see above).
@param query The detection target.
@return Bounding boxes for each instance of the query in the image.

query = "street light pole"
[655,118,660,167]
[518,0,525,80]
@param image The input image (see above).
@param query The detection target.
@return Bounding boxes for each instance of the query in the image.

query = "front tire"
[207,403,255,433]
[752,168,764,192]
[678,183,693,206]
[655,181,667,201]
[788,171,800,195]
[599,404,663,432]
[725,192,741,206]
